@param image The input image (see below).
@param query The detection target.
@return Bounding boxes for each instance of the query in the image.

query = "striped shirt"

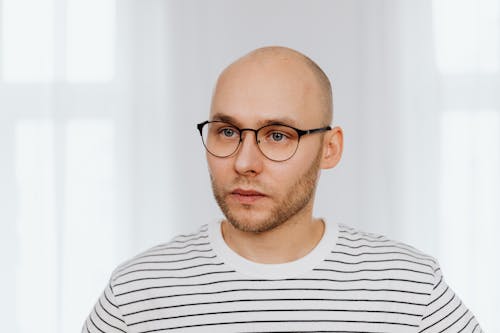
[82,220,482,332]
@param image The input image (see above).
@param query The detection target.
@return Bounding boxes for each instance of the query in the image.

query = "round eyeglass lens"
[201,121,240,157]
[256,124,299,161]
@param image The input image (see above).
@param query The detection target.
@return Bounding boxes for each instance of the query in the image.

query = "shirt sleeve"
[417,264,483,332]
[81,279,129,333]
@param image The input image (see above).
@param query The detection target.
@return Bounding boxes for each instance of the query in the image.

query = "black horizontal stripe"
[98,298,125,324]
[339,235,434,259]
[337,235,393,243]
[139,319,419,332]
[148,235,209,252]
[428,285,449,308]
[246,331,385,333]
[336,243,436,262]
[339,227,385,237]
[129,307,422,326]
[84,321,90,333]
[148,235,205,251]
[440,309,469,333]
[338,242,409,250]
[89,313,106,333]
[147,242,210,252]
[457,315,475,332]
[123,297,427,317]
[419,300,462,333]
[433,275,444,291]
[103,290,119,309]
[174,226,208,238]
[324,258,434,270]
[113,269,237,287]
[94,305,126,333]
[155,229,207,244]
[115,255,218,273]
[314,267,434,277]
[119,286,430,307]
[114,262,225,279]
[332,249,433,262]
[169,234,208,244]
[424,292,455,320]
[134,248,212,260]
[115,276,433,297]
[289,276,433,285]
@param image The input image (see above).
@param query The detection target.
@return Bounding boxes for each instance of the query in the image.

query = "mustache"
[230,176,268,189]
[210,174,268,193]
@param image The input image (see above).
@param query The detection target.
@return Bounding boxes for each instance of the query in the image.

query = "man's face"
[207,57,327,233]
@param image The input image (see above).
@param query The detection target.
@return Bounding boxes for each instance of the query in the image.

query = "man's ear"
[320,126,343,169]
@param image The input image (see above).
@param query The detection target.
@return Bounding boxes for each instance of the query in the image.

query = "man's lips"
[232,188,265,196]
[230,188,266,204]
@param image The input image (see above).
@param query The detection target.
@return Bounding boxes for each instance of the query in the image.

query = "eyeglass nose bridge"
[235,127,290,161]
[233,128,266,159]
[238,127,262,146]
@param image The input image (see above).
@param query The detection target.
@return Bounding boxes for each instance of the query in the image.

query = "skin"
[207,46,343,264]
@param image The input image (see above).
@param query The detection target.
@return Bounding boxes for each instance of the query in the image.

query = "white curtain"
[0,0,498,332]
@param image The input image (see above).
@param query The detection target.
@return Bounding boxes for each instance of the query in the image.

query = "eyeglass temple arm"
[298,125,332,137]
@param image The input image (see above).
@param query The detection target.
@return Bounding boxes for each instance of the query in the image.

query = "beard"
[210,149,322,233]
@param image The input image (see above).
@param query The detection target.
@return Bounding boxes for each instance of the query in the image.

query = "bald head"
[212,46,333,125]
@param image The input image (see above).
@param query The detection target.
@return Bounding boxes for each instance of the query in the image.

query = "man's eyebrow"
[211,113,298,128]
[256,117,298,127]
[211,113,238,124]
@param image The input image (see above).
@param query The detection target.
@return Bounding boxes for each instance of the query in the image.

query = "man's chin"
[224,211,283,234]
[217,194,283,233]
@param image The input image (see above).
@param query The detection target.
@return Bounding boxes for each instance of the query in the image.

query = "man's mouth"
[230,188,267,204]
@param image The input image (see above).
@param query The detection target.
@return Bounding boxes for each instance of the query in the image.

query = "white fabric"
[208,220,339,279]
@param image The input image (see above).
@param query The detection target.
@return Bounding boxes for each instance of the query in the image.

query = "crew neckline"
[208,219,338,279]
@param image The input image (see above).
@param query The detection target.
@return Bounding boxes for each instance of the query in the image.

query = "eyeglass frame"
[196,120,332,162]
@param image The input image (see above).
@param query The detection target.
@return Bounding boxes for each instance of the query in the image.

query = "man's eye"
[221,128,236,137]
[270,132,286,142]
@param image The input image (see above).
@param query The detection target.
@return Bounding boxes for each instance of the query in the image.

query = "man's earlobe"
[320,126,343,169]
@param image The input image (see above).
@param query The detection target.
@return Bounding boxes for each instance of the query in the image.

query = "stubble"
[211,150,322,233]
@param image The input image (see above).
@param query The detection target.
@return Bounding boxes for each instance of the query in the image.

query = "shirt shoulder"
[332,223,440,280]
[109,224,215,288]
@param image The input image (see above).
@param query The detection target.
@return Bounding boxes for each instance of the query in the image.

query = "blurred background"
[0,0,499,331]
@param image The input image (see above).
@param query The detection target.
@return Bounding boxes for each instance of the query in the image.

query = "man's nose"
[233,131,264,175]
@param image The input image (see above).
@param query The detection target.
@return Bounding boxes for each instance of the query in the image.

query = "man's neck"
[220,214,325,264]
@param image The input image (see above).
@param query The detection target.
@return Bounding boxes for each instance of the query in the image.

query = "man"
[83,46,482,332]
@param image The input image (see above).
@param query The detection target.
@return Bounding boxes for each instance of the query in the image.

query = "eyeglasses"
[197,120,331,162]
